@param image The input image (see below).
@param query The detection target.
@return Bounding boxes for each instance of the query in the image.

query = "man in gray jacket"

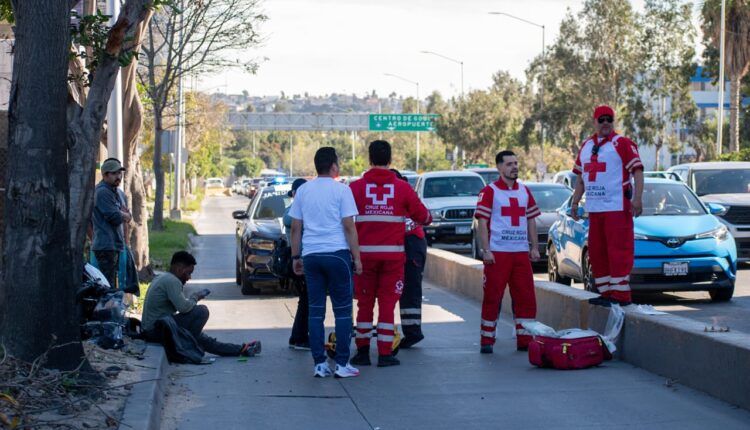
[142,251,262,357]
[92,158,131,288]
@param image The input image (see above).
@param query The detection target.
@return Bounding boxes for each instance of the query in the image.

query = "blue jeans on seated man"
[303,249,354,367]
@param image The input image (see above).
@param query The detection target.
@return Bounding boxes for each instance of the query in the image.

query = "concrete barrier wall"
[424,247,750,411]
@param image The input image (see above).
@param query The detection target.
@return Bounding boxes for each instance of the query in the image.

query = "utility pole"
[171,0,185,219]
[106,0,123,177]
[716,0,726,156]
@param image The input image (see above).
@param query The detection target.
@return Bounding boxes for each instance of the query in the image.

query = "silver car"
[415,171,485,245]
[667,161,750,261]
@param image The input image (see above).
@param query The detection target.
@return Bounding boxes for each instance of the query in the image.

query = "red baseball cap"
[593,105,615,119]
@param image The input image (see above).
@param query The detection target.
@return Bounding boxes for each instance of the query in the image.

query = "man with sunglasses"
[570,105,644,306]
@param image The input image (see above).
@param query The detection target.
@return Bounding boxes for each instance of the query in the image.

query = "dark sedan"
[233,183,292,295]
[471,182,572,265]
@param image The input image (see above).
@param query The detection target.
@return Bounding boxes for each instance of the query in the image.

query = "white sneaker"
[313,363,333,378]
[334,363,360,378]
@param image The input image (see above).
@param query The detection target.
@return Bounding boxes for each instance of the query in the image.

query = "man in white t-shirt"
[289,147,363,379]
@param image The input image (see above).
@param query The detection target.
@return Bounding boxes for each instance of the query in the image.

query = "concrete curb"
[118,344,168,430]
[424,247,750,411]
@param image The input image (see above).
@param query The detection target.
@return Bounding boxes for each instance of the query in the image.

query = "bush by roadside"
[148,219,196,271]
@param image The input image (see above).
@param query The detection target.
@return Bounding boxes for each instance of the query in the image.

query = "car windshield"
[476,171,500,185]
[206,179,223,188]
[692,169,750,196]
[528,186,572,212]
[253,190,292,220]
[423,176,485,198]
[642,183,706,216]
[406,176,418,188]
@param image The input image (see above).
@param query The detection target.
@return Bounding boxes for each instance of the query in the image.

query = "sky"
[197,0,703,99]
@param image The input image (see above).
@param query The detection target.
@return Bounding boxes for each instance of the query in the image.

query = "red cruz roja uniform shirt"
[350,169,432,260]
[475,180,541,252]
[572,132,644,212]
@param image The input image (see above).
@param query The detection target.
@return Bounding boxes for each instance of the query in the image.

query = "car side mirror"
[232,210,249,220]
[707,203,727,216]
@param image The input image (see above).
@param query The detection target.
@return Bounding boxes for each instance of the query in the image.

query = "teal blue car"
[547,178,737,301]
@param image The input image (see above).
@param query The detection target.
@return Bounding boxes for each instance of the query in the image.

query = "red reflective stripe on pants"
[355,259,404,355]
[588,202,634,303]
[481,252,537,348]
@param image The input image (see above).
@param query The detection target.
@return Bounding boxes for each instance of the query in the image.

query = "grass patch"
[184,186,205,212]
[148,218,196,270]
[131,282,151,314]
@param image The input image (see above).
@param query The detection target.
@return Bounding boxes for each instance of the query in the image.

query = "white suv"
[415,171,485,245]
[667,161,750,261]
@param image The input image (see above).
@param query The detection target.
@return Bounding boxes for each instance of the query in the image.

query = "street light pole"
[489,11,546,174]
[384,72,421,171]
[420,50,464,99]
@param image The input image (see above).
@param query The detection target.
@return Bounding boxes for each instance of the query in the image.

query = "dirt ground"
[0,339,154,429]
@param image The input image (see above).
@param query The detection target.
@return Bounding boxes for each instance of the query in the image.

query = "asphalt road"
[436,243,750,335]
[157,195,750,429]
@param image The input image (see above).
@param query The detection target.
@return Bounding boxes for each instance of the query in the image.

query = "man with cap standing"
[570,105,644,306]
[93,158,132,288]
[283,178,309,350]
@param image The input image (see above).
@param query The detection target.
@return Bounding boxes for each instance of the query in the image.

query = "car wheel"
[547,245,571,286]
[581,250,597,293]
[240,255,261,295]
[709,286,734,302]
[236,258,241,285]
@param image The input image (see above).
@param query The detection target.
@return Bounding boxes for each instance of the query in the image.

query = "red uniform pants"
[355,259,404,356]
[588,203,634,303]
[480,252,537,349]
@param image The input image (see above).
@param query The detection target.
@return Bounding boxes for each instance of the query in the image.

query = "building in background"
[639,66,749,170]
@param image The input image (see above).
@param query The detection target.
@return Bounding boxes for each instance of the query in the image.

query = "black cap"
[288,178,307,197]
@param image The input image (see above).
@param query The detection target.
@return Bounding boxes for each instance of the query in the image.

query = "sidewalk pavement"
[156,197,750,429]
[163,279,750,428]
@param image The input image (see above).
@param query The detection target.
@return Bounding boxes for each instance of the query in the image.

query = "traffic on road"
[221,159,750,334]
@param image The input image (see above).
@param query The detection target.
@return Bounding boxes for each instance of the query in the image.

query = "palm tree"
[701,0,750,152]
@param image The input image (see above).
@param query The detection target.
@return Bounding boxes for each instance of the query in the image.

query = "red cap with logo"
[593,105,615,119]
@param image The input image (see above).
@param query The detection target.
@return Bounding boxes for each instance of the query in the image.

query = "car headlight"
[248,236,275,251]
[430,209,443,220]
[695,225,729,241]
[634,233,649,240]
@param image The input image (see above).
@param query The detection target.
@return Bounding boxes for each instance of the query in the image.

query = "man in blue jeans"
[290,147,363,378]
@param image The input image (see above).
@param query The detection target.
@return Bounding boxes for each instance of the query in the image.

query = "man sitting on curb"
[142,251,261,358]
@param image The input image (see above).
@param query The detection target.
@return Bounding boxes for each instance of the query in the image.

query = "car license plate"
[663,262,688,277]
[456,226,471,235]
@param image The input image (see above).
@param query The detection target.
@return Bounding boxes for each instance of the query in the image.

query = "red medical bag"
[528,335,612,370]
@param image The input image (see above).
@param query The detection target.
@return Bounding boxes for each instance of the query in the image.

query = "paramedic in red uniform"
[475,150,541,353]
[570,105,644,306]
[349,140,432,367]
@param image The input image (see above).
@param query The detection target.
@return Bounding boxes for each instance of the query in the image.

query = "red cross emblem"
[365,183,394,205]
[584,160,607,182]
[500,197,526,227]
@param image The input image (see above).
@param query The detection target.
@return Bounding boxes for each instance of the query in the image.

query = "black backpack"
[271,237,292,279]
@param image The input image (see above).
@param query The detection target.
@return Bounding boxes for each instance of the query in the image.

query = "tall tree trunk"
[152,109,165,230]
[122,11,154,274]
[1,1,84,368]
[729,74,741,153]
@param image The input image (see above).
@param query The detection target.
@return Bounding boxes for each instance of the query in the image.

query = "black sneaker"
[377,355,400,367]
[480,345,493,354]
[399,333,425,349]
[588,296,613,307]
[289,341,310,351]
[516,345,529,352]
[350,347,371,366]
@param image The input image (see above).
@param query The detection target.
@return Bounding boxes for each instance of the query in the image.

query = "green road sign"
[369,114,439,132]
